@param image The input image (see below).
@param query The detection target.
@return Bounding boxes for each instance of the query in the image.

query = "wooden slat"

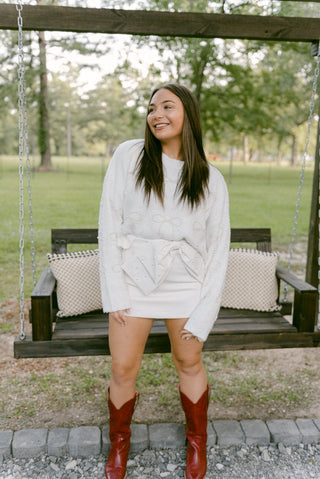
[215,317,295,330]
[52,322,296,340]
[51,229,98,253]
[277,265,318,293]
[14,331,320,358]
[53,228,271,246]
[32,267,56,297]
[213,322,295,333]
[218,308,279,318]
[52,228,98,245]
[14,335,111,357]
[53,328,106,340]
[203,332,320,351]
[230,228,271,244]
[215,317,290,326]
[0,4,320,42]
[52,310,296,342]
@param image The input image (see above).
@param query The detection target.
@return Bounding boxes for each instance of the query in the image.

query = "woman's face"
[147,88,184,146]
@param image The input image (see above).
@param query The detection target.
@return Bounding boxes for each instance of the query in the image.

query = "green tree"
[0,0,111,163]
[120,0,315,163]
[76,75,144,156]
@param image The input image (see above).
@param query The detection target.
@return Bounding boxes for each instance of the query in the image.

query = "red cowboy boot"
[105,388,139,479]
[180,386,210,479]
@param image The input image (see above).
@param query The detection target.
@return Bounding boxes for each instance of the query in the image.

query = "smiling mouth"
[154,123,169,129]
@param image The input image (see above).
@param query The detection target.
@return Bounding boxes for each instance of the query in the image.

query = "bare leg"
[165,318,207,403]
[166,318,208,479]
[108,315,154,408]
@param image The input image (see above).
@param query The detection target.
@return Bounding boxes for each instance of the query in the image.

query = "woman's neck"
[161,142,183,161]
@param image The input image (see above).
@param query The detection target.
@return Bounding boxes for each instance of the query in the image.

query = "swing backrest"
[51,228,272,254]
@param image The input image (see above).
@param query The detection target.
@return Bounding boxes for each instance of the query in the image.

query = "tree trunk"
[228,146,234,184]
[276,136,283,165]
[290,133,297,166]
[194,53,208,106]
[38,29,52,169]
[242,134,249,163]
[67,103,72,157]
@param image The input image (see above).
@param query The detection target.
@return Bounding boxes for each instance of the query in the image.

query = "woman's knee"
[111,356,141,384]
[172,352,203,376]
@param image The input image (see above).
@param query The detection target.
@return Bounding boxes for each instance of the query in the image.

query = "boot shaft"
[108,389,139,437]
[180,386,209,479]
[180,387,209,429]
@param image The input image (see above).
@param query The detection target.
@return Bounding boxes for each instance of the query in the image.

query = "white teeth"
[155,124,168,128]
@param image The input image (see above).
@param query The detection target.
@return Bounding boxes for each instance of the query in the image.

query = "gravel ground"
[1,443,320,479]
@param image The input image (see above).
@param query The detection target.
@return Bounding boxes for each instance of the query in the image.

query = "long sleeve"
[98,143,132,312]
[183,172,230,342]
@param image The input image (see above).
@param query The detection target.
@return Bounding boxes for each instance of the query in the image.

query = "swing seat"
[14,228,320,358]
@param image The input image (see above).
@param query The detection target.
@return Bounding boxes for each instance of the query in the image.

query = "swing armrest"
[276,265,318,332]
[31,267,56,341]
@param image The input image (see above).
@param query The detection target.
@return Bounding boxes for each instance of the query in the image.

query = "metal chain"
[23,59,37,287]
[17,0,26,340]
[283,41,320,302]
[16,0,37,340]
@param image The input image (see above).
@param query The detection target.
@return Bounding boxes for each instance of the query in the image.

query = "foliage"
[0,0,318,163]
[121,0,315,164]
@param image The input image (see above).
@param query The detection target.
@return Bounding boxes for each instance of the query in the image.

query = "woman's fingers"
[109,310,128,326]
[180,328,195,341]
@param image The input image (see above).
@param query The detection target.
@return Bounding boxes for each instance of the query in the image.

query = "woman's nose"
[154,108,164,118]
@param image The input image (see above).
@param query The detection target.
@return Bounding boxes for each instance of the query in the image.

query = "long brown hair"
[135,83,209,209]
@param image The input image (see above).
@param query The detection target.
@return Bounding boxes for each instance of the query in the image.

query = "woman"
[98,83,230,479]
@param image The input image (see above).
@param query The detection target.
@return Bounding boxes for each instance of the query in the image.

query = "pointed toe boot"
[105,388,139,479]
[180,386,209,479]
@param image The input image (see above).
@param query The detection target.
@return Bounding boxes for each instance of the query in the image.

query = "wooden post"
[306,98,320,288]
[31,268,56,341]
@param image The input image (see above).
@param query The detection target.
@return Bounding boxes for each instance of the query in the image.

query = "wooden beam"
[0,4,319,42]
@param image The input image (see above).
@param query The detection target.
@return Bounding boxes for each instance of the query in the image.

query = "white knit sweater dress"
[98,139,230,342]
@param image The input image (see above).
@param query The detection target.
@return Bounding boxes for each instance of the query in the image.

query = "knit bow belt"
[118,234,205,295]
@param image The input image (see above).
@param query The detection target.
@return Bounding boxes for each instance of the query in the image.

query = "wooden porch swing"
[16,227,320,358]
[1,2,320,358]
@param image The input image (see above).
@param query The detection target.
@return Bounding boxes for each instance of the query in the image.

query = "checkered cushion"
[47,250,102,318]
[221,249,280,312]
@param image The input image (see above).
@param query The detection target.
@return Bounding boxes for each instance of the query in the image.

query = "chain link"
[283,41,320,303]
[17,1,26,341]
[16,0,38,340]
[17,1,37,287]
[16,1,37,340]
[23,62,37,288]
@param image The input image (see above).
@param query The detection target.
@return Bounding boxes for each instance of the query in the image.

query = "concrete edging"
[1,418,320,459]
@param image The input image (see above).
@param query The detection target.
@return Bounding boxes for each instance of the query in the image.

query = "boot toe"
[105,464,127,479]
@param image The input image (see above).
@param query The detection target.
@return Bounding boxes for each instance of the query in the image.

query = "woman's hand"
[109,309,130,326]
[180,328,196,341]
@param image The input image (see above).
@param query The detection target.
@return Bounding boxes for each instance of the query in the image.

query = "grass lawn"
[0,155,313,302]
[1,154,319,430]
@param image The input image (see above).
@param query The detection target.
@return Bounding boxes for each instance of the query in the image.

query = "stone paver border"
[1,418,320,459]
